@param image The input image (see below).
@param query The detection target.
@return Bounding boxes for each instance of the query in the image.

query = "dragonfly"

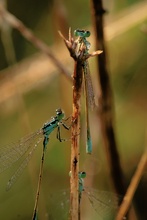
[74,29,101,154]
[0,109,70,219]
[48,171,125,220]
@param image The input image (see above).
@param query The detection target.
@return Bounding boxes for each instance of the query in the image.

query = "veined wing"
[0,129,43,173]
[48,188,122,220]
[48,189,70,220]
[84,187,122,219]
[6,135,43,190]
[83,60,96,110]
[83,60,93,154]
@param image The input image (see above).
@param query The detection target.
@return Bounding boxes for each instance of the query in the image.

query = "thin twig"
[0,4,71,81]
[116,148,147,220]
[60,29,82,220]
[90,0,125,196]
[60,29,102,220]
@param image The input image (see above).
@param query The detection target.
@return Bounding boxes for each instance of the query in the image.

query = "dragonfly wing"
[83,61,96,110]
[48,188,121,219]
[83,61,93,154]
[0,129,43,173]
[48,189,70,220]
[6,135,43,190]
[84,188,121,219]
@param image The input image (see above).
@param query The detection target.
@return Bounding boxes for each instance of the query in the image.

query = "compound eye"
[56,108,62,115]
[78,171,86,178]
[85,30,90,37]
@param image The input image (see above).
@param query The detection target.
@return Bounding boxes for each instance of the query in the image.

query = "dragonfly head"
[74,29,91,38]
[78,171,86,179]
[56,108,65,120]
[69,171,86,193]
[69,171,86,178]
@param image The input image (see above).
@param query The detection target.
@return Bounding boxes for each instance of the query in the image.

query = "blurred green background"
[0,0,147,219]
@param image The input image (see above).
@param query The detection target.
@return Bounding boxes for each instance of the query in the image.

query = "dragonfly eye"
[74,29,91,38]
[85,31,90,37]
[56,108,62,115]
[78,171,86,178]
[74,29,81,36]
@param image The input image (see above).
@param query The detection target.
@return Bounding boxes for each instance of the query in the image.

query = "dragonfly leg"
[63,115,72,121]
[57,125,70,142]
[62,123,70,130]
[57,117,77,142]
[57,125,62,142]
[61,116,76,130]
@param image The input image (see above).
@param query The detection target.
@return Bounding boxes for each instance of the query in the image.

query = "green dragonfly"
[74,29,98,154]
[0,108,69,189]
[49,171,124,220]
[0,109,70,219]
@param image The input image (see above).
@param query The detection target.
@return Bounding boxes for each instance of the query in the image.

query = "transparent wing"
[84,187,122,219]
[48,189,70,220]
[0,129,43,173]
[6,136,43,191]
[48,188,122,220]
[83,60,93,154]
[83,60,96,110]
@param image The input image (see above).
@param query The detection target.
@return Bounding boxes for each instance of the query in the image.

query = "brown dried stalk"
[59,29,82,220]
[90,0,125,196]
[59,29,102,220]
[116,148,147,220]
[0,4,71,81]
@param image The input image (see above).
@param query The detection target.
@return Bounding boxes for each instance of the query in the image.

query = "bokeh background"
[0,0,147,219]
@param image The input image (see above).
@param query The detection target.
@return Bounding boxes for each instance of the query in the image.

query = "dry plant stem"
[0,4,71,82]
[71,60,83,220]
[90,0,125,196]
[59,30,82,220]
[60,29,101,219]
[116,149,147,220]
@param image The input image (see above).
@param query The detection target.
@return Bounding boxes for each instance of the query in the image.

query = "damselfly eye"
[85,30,90,37]
[74,29,82,36]
[74,30,78,36]
[74,29,91,38]
[56,108,62,115]
[79,171,86,179]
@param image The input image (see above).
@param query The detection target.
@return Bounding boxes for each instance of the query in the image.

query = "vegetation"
[0,0,147,219]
